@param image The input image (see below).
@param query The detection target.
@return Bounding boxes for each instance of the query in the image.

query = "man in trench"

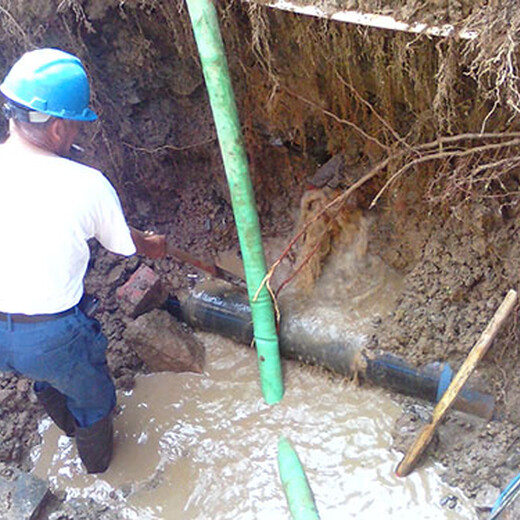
[0,48,165,473]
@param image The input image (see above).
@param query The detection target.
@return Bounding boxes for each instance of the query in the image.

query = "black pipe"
[165,287,494,420]
[364,352,494,419]
[166,287,253,345]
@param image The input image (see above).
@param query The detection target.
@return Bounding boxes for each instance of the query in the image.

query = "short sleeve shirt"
[0,134,136,314]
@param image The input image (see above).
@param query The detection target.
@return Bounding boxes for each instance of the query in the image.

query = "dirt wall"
[2,0,518,237]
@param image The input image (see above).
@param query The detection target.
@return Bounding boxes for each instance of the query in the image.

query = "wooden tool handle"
[165,242,247,288]
[166,243,218,277]
[396,424,436,478]
[432,289,517,422]
[396,289,517,478]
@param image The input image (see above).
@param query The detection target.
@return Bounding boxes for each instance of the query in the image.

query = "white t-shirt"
[0,133,136,314]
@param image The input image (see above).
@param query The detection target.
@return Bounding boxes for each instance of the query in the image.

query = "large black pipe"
[165,286,494,420]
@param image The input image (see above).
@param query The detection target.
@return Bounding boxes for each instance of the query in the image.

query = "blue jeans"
[0,308,116,428]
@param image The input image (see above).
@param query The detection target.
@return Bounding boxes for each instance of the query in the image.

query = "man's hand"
[130,227,166,259]
[141,230,167,259]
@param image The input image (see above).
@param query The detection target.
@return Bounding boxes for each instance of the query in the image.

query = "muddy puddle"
[31,229,477,519]
[31,334,476,519]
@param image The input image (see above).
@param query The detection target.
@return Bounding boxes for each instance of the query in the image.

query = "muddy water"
[31,336,476,519]
[31,240,477,519]
[279,246,406,356]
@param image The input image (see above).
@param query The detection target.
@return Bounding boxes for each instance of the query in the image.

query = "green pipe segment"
[278,437,321,520]
[185,0,283,404]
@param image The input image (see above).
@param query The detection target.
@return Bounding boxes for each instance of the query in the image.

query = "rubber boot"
[75,414,114,474]
[35,387,76,437]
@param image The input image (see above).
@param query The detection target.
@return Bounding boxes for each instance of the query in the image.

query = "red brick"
[116,265,168,318]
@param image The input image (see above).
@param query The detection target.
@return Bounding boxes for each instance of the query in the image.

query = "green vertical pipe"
[278,437,321,520]
[185,0,283,404]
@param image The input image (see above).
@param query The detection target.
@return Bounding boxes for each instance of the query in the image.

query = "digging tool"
[395,288,518,478]
[165,240,246,288]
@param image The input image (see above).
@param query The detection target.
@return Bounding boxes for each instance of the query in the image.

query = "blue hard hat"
[0,48,97,122]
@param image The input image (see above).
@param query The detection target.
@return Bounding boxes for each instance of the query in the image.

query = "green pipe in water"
[185,0,283,404]
[278,437,321,520]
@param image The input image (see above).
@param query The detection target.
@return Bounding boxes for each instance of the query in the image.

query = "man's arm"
[129,227,166,259]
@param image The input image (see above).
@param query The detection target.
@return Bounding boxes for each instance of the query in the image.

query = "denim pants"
[0,308,116,428]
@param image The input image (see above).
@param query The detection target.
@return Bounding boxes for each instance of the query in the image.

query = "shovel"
[395,289,518,478]
[165,240,246,289]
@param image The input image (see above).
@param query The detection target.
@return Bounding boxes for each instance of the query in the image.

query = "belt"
[0,306,78,323]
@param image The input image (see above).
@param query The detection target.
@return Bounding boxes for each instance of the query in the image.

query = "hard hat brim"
[1,87,98,122]
[0,48,98,123]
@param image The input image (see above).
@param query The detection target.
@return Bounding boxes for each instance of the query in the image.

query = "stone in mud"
[106,263,126,286]
[116,264,168,318]
[123,309,205,373]
[0,469,49,520]
[308,154,345,189]
[474,482,500,515]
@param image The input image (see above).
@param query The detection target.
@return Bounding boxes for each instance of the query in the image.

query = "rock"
[115,373,135,392]
[308,154,345,189]
[474,482,500,511]
[116,265,168,318]
[0,469,49,519]
[506,450,520,469]
[125,256,140,273]
[0,389,13,404]
[106,264,126,286]
[123,310,205,373]
[16,379,30,393]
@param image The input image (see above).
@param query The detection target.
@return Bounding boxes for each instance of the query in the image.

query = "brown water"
[32,225,477,518]
[31,334,476,519]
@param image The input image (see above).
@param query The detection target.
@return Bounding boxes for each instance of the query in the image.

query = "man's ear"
[47,118,67,146]
[45,118,80,156]
[47,118,64,148]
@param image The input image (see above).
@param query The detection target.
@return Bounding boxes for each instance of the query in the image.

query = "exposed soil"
[2,0,520,518]
[367,198,520,518]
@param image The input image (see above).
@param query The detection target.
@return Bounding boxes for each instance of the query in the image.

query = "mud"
[1,0,520,518]
[366,198,520,513]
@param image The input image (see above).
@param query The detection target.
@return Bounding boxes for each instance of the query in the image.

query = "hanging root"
[0,3,31,46]
[263,129,520,296]
[57,0,95,32]
[462,1,520,128]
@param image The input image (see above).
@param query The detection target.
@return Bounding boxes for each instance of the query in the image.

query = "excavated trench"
[31,229,477,518]
[2,0,520,518]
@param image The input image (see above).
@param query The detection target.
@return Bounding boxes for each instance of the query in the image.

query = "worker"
[0,48,165,473]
